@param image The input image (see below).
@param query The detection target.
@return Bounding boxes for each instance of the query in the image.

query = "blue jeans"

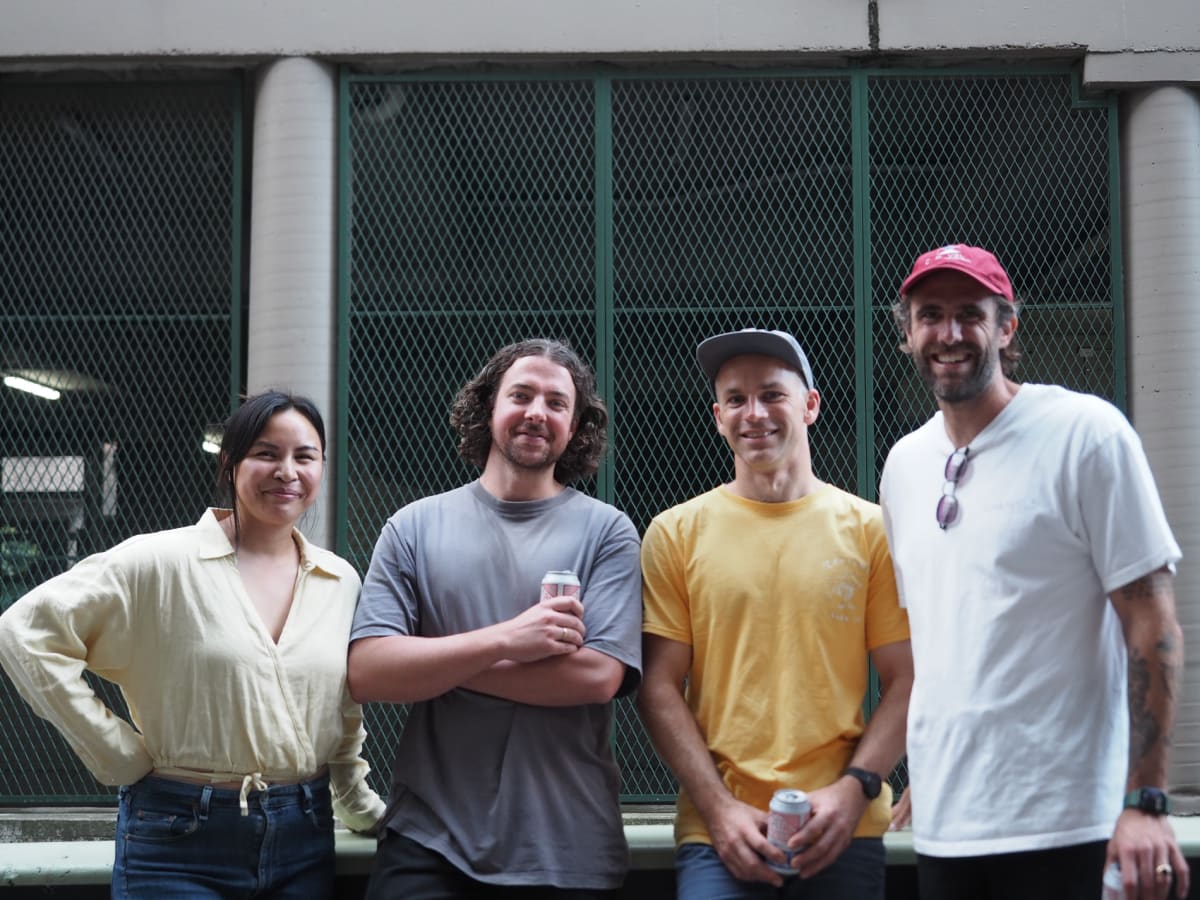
[112,772,335,899]
[675,839,885,900]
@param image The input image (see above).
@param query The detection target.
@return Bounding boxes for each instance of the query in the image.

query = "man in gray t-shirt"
[349,339,642,898]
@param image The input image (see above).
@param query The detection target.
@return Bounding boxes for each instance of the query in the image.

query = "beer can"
[1101,862,1124,900]
[541,569,581,600]
[766,789,811,877]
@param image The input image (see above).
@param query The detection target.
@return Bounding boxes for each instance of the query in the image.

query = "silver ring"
[1156,863,1173,878]
[561,626,568,641]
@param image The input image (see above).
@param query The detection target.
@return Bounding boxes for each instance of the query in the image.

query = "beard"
[495,429,562,473]
[914,346,999,405]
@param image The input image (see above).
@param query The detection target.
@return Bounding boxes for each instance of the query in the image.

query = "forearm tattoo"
[1116,571,1182,774]
[1128,645,1165,763]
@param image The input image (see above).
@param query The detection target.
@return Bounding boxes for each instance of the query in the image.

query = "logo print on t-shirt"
[822,557,866,623]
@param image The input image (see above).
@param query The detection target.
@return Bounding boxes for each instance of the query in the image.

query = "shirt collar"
[195,508,346,580]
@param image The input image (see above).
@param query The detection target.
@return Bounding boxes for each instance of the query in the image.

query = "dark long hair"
[214,390,327,541]
[449,339,608,484]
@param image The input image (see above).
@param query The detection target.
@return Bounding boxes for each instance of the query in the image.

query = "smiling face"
[231,408,324,532]
[904,270,1016,406]
[486,353,578,476]
[712,354,819,474]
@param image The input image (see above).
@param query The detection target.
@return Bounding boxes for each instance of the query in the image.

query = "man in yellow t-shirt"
[637,328,912,899]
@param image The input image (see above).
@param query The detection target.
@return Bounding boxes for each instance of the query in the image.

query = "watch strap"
[1123,787,1170,815]
[842,766,882,799]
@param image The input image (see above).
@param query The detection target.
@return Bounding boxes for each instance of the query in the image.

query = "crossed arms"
[347,593,625,708]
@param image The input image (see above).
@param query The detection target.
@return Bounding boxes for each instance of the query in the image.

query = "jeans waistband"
[134,770,331,818]
[150,764,329,790]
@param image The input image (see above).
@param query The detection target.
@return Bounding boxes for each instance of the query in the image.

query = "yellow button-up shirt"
[0,509,384,831]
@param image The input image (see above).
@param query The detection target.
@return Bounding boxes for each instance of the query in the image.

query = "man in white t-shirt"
[879,244,1189,900]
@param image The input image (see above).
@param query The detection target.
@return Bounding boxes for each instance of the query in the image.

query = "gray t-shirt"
[352,480,643,889]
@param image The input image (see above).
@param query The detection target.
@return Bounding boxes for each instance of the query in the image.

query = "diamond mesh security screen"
[869,75,1117,475]
[612,76,857,528]
[341,69,1116,803]
[0,79,243,803]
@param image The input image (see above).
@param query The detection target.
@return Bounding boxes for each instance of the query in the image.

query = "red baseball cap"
[900,244,1014,303]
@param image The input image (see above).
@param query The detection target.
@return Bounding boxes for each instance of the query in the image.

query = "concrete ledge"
[0,822,830,886]
[0,822,902,886]
[1083,50,1200,87]
[0,808,115,843]
[2,840,114,887]
[5,816,1200,886]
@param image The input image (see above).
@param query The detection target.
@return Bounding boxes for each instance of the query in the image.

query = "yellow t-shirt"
[641,484,908,845]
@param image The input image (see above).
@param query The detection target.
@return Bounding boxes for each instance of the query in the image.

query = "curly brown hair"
[450,339,609,485]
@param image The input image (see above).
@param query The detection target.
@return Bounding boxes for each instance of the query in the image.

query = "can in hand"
[766,789,811,877]
[1102,862,1124,900]
[541,570,581,601]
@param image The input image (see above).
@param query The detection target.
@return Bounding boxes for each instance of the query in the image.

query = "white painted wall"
[1122,86,1200,796]
[245,58,340,549]
[879,0,1200,52]
[0,0,867,57]
[1,0,1196,67]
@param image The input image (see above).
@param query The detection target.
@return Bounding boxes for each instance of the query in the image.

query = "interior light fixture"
[201,427,223,455]
[3,375,61,401]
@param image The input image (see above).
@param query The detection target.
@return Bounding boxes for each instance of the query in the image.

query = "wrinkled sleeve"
[352,515,421,640]
[1078,421,1181,593]
[579,511,643,696]
[640,515,692,645]
[863,509,909,650]
[328,685,386,833]
[0,551,153,786]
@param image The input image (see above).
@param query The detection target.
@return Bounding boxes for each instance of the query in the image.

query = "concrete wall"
[0,0,870,58]
[880,0,1200,52]
[1,0,1197,76]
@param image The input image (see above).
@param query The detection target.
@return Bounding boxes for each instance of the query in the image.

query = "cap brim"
[696,331,814,389]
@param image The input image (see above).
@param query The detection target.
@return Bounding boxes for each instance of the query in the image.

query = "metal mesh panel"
[340,69,1117,805]
[869,74,1116,481]
[612,76,856,529]
[0,80,242,803]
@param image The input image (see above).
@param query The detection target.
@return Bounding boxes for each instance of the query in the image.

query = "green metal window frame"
[335,64,1121,802]
[336,64,1122,518]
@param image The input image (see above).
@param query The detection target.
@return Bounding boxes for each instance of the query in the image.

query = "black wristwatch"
[842,767,882,800]
[1124,787,1170,815]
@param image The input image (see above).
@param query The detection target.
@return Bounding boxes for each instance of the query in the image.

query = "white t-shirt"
[879,384,1181,857]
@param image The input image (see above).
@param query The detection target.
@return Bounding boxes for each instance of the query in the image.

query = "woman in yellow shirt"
[0,391,384,899]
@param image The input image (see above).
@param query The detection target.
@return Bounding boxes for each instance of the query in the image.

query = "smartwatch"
[842,767,882,800]
[1123,787,1170,815]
